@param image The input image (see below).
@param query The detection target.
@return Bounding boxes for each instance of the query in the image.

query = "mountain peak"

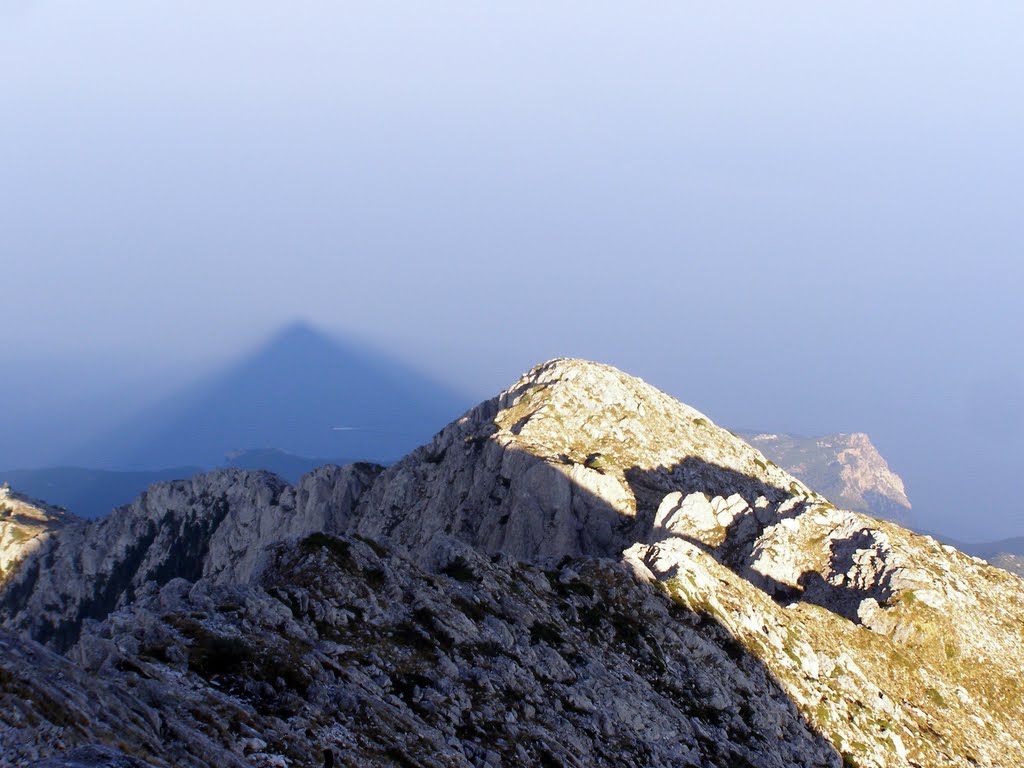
[353,357,814,566]
[259,320,338,353]
[497,357,790,484]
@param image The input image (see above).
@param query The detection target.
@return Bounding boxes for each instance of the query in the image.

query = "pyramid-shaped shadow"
[67,323,471,470]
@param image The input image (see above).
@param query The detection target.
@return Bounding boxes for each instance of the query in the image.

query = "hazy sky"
[2,3,1023,540]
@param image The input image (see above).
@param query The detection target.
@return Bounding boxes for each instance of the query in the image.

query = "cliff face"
[2,359,1022,768]
[739,432,913,526]
[0,464,381,651]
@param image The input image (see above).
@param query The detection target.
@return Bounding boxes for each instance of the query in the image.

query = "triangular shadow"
[63,322,472,470]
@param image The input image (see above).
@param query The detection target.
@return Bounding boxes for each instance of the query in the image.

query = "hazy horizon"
[3,3,1023,541]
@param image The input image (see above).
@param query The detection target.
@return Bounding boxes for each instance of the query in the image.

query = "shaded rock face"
[2,358,1023,768]
[739,432,913,526]
[0,464,381,651]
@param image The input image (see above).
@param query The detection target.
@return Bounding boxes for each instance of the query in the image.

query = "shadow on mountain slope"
[621,458,897,622]
[436,443,846,765]
[1,447,852,765]
[365,402,902,629]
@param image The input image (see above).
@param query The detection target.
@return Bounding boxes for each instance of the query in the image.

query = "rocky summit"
[2,359,1023,768]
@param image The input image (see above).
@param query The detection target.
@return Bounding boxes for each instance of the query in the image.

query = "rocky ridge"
[936,536,1024,580]
[0,486,75,585]
[0,464,381,651]
[348,359,817,566]
[738,432,913,526]
[2,359,1023,768]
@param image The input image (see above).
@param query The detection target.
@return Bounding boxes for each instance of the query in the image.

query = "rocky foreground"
[2,359,1023,767]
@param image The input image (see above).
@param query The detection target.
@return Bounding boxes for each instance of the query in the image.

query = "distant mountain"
[222,448,363,483]
[0,466,201,520]
[953,536,1024,561]
[928,535,1024,579]
[991,554,1024,578]
[738,431,913,526]
[68,322,471,470]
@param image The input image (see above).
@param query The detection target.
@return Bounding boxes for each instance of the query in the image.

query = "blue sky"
[2,3,1023,540]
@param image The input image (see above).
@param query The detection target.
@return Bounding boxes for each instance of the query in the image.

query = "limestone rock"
[350,359,805,565]
[0,486,76,585]
[28,745,150,767]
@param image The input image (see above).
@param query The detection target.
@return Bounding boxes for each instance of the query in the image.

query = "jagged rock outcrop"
[3,359,1023,768]
[739,432,913,525]
[0,486,75,585]
[0,464,381,651]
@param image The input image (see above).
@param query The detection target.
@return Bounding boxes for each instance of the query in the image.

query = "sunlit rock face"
[739,431,913,526]
[0,486,75,585]
[347,359,1024,766]
[2,359,1023,768]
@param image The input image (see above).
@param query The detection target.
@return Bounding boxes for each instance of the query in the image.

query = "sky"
[1,2,1023,541]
